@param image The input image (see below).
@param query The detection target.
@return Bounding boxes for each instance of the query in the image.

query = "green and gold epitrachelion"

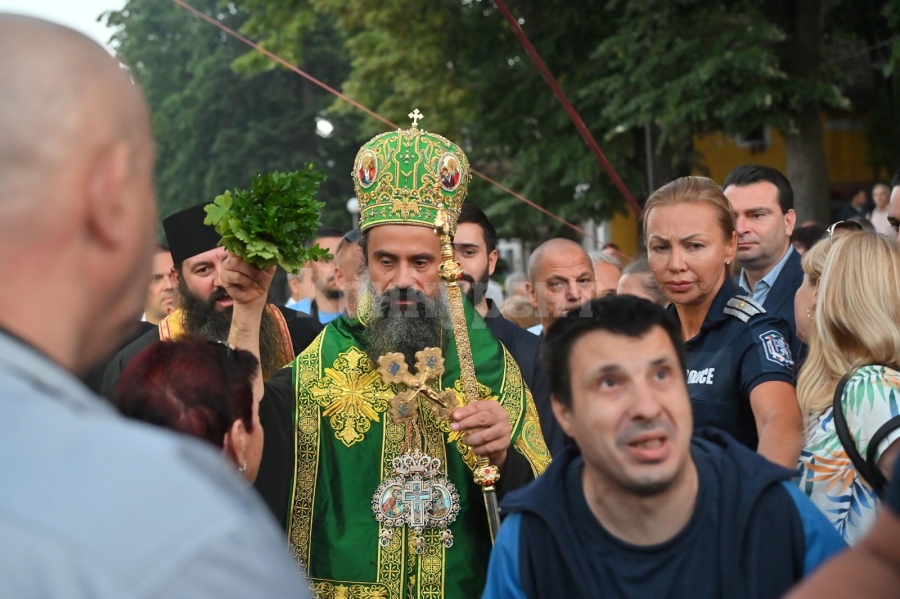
[287,300,550,599]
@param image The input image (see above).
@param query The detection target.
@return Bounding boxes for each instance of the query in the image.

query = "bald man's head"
[527,238,596,330]
[0,15,157,374]
[0,15,152,205]
[528,239,591,282]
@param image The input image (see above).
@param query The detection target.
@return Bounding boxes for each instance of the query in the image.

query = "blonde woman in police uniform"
[643,176,803,469]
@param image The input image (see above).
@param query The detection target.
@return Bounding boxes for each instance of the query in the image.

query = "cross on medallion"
[403,480,432,528]
[377,348,459,423]
[408,108,424,128]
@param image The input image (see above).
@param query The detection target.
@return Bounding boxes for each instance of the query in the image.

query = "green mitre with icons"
[352,109,471,234]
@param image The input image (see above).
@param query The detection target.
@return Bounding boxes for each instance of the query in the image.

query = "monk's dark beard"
[460,268,490,307]
[363,276,450,367]
[178,280,284,379]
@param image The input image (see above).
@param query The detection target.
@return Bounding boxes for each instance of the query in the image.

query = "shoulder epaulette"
[723,295,765,323]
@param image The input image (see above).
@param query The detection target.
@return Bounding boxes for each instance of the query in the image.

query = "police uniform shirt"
[668,278,795,449]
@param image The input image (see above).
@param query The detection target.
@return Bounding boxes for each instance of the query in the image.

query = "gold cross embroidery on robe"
[376,348,460,424]
[310,346,392,447]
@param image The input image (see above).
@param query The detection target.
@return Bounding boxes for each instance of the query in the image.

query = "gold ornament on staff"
[435,207,503,542]
[359,108,502,542]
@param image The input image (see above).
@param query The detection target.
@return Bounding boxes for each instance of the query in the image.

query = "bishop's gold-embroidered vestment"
[258,301,550,599]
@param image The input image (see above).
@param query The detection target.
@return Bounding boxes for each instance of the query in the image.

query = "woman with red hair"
[116,336,263,482]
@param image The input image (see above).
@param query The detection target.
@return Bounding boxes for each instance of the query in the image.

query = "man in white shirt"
[869,183,893,236]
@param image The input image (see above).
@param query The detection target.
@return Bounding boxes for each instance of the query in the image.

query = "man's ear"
[527,281,538,310]
[550,395,575,437]
[725,231,737,264]
[85,141,132,249]
[222,419,247,468]
[487,249,499,277]
[333,266,346,291]
[784,208,797,237]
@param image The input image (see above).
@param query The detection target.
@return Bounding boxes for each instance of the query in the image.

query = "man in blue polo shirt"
[483,296,844,599]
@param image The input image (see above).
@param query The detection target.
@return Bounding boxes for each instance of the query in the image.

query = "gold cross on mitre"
[408,108,424,128]
[377,348,459,423]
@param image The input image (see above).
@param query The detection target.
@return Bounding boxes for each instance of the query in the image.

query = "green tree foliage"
[236,0,646,240]
[589,1,846,150]
[859,0,900,176]
[103,0,361,229]
[114,0,900,238]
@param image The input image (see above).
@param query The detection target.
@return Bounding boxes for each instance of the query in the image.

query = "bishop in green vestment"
[239,115,551,599]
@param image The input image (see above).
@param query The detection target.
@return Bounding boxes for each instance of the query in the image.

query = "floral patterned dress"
[798,365,900,544]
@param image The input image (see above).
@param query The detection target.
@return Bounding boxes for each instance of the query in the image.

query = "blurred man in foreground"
[0,15,308,597]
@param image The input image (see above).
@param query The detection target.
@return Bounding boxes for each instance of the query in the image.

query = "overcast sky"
[0,0,125,47]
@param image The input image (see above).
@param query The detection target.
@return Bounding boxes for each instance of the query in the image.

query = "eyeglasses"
[826,220,863,245]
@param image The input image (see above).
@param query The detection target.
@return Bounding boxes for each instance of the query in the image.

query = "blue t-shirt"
[286,297,341,325]
[482,437,846,599]
[669,279,795,449]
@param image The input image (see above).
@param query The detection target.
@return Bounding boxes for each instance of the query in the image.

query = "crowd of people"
[7,13,900,599]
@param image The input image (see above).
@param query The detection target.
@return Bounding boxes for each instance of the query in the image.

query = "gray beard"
[361,272,451,367]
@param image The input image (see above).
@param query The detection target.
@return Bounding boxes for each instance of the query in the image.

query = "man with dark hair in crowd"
[143,244,175,325]
[287,226,345,324]
[483,295,845,598]
[838,187,869,221]
[332,229,363,317]
[0,15,308,597]
[455,204,565,455]
[790,223,826,255]
[101,203,322,398]
[723,164,804,359]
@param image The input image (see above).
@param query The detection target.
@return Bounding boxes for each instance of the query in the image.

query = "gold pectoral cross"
[377,348,460,423]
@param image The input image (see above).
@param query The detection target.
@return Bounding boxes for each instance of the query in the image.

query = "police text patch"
[759,330,794,368]
[687,368,716,385]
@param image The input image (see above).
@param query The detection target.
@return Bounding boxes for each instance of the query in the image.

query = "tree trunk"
[767,0,831,224]
[784,113,830,224]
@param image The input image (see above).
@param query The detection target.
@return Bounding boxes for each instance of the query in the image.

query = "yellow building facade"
[605,110,882,256]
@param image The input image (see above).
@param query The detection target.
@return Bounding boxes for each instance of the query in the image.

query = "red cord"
[168,0,593,237]
[493,0,642,219]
